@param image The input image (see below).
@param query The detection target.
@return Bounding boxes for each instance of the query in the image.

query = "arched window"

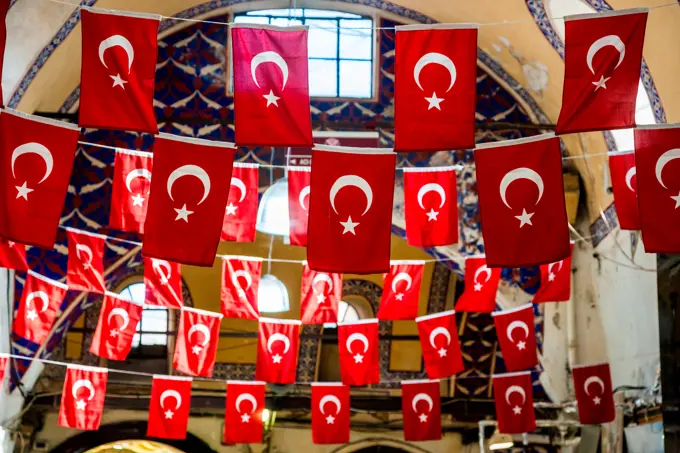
[338,300,360,323]
[118,282,169,358]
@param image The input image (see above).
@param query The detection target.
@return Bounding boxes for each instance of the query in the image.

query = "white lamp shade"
[258,274,290,313]
[256,178,290,236]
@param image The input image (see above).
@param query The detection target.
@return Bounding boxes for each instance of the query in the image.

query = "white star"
[263,90,280,107]
[593,396,601,405]
[395,293,404,301]
[7,241,15,248]
[110,73,128,89]
[424,92,444,110]
[426,209,439,221]
[75,399,87,411]
[191,345,202,355]
[174,204,194,222]
[164,410,174,419]
[316,293,327,304]
[225,203,238,216]
[131,193,145,207]
[671,191,680,209]
[26,309,37,321]
[512,405,522,415]
[353,353,364,364]
[516,340,526,351]
[15,182,33,200]
[438,347,447,358]
[592,75,610,91]
[474,282,483,292]
[418,413,428,423]
[109,329,119,338]
[515,209,534,228]
[548,272,556,282]
[272,354,283,364]
[340,216,360,235]
[241,413,251,423]
[326,415,335,424]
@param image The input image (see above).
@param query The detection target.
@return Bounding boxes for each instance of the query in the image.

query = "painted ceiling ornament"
[345,332,369,364]
[311,273,334,304]
[267,332,291,364]
[417,182,446,221]
[187,322,211,356]
[329,175,374,235]
[413,52,456,110]
[505,384,527,415]
[654,148,680,208]
[235,392,258,423]
[72,379,96,411]
[11,142,54,200]
[586,35,625,91]
[391,271,412,301]
[25,290,49,321]
[99,34,135,89]
[159,389,182,420]
[166,164,212,222]
[506,320,530,351]
[226,176,247,216]
[319,394,341,425]
[251,51,289,107]
[499,167,545,228]
[411,392,434,423]
[125,167,152,207]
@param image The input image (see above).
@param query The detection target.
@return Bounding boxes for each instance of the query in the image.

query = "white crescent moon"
[391,272,413,293]
[152,259,172,285]
[26,291,50,313]
[506,321,529,343]
[299,186,311,212]
[345,332,369,354]
[319,395,341,415]
[75,244,94,266]
[417,183,446,210]
[71,379,96,401]
[413,52,456,92]
[107,307,130,331]
[125,168,152,193]
[547,260,563,275]
[584,376,605,396]
[232,270,253,291]
[188,323,211,346]
[625,166,637,192]
[499,167,544,209]
[167,164,211,206]
[504,385,527,405]
[428,326,451,349]
[235,392,258,414]
[99,35,135,74]
[11,143,54,184]
[251,51,289,90]
[586,35,625,75]
[160,389,182,410]
[230,177,247,203]
[311,273,334,294]
[411,393,434,413]
[655,149,680,189]
[474,265,492,285]
[329,175,373,216]
[267,332,291,354]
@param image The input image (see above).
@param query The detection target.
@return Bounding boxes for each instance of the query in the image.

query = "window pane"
[339,19,372,60]
[141,334,167,346]
[309,59,338,97]
[233,15,270,25]
[132,333,141,348]
[304,9,361,18]
[142,309,168,333]
[339,301,360,323]
[246,9,302,17]
[126,283,145,303]
[307,19,337,59]
[271,17,303,27]
[339,60,372,98]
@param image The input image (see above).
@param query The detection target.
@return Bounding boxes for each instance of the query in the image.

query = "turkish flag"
[455,256,501,313]
[147,376,192,440]
[66,229,106,293]
[416,310,464,379]
[109,148,153,234]
[475,134,570,267]
[224,380,265,444]
[492,304,538,372]
[232,24,312,147]
[634,125,680,253]
[300,263,341,325]
[556,9,647,134]
[338,319,380,386]
[311,383,350,444]
[79,7,160,133]
[144,257,183,309]
[0,238,28,271]
[0,109,79,249]
[256,318,301,384]
[394,24,477,151]
[401,379,441,441]
[220,256,262,321]
[572,362,615,425]
[609,152,640,230]
[0,353,8,388]
[143,134,235,267]
[172,307,223,377]
[90,292,144,361]
[0,0,10,106]
[307,145,396,274]
[492,371,536,434]
[221,163,259,243]
[403,167,459,247]
[288,167,311,246]
[13,271,68,344]
[378,261,424,320]
[533,242,574,303]
[58,365,108,430]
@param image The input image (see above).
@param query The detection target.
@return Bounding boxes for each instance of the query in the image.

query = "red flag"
[224,380,265,444]
[0,109,79,249]
[58,365,108,430]
[416,310,464,379]
[220,256,262,321]
[307,145,396,274]
[492,304,538,372]
[144,257,183,309]
[401,379,441,442]
[13,271,68,344]
[256,318,301,384]
[337,319,380,386]
[221,163,259,243]
[288,167,311,246]
[66,229,106,294]
[0,238,28,271]
[533,242,574,303]
[90,292,144,360]
[572,362,616,425]
[232,25,312,147]
[147,376,192,440]
[634,124,680,253]
[173,307,223,377]
[609,153,640,230]
[79,7,160,133]
[403,167,459,247]
[378,260,424,321]
[0,353,8,388]
[109,148,153,234]
[492,371,536,434]
[311,383,350,444]
[143,134,235,267]
[455,256,501,313]
[0,0,10,107]
[394,24,477,151]
[475,134,570,267]
[300,263,341,325]
[556,9,648,134]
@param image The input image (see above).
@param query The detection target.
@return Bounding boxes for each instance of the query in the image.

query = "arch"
[331,438,431,453]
